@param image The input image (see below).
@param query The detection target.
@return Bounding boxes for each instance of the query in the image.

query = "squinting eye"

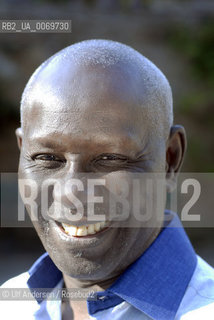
[97,154,128,161]
[33,154,63,162]
[101,155,113,160]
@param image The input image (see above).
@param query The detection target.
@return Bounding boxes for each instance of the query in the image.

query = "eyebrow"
[32,140,61,149]
[28,133,142,155]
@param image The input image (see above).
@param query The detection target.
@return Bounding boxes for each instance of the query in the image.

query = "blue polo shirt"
[1,212,214,319]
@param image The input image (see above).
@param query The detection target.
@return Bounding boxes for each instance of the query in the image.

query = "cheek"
[104,171,166,228]
[103,172,131,218]
[104,171,132,195]
[18,165,49,226]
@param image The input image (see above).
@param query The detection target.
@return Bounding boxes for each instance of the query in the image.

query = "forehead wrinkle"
[26,125,144,156]
[23,95,160,157]
[28,132,141,148]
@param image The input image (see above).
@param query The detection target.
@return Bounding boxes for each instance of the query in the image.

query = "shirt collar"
[88,211,197,320]
[27,212,197,320]
[27,252,62,303]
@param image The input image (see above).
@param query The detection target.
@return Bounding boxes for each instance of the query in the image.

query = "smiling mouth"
[60,221,110,237]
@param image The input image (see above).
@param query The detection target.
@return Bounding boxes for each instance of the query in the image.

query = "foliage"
[168,19,214,86]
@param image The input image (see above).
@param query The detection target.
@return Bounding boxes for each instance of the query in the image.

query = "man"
[1,39,214,319]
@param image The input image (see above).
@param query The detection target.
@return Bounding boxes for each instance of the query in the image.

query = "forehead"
[23,62,157,149]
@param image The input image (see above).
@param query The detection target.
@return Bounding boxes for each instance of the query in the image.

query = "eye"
[94,154,129,163]
[100,155,124,160]
[32,154,64,162]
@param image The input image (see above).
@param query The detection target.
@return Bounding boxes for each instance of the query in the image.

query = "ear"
[166,125,187,191]
[15,128,23,150]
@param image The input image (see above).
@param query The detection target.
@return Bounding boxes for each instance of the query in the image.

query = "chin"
[52,253,107,280]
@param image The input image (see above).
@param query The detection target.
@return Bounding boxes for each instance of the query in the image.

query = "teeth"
[61,221,109,237]
[69,226,78,236]
[88,224,96,235]
[94,223,101,232]
[100,222,105,228]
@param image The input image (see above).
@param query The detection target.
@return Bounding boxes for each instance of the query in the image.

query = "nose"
[53,157,88,210]
[53,178,87,211]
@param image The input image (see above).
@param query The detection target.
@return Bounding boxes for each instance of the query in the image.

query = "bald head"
[20,39,173,140]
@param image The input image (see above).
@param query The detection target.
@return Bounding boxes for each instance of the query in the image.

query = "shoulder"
[189,255,214,299]
[0,272,41,319]
[0,272,30,288]
[176,255,214,319]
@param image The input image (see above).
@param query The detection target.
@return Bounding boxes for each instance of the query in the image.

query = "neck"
[63,273,121,291]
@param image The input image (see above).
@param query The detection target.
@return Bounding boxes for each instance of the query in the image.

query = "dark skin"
[16,58,186,319]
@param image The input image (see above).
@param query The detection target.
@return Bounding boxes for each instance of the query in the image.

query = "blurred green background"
[0,0,214,284]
